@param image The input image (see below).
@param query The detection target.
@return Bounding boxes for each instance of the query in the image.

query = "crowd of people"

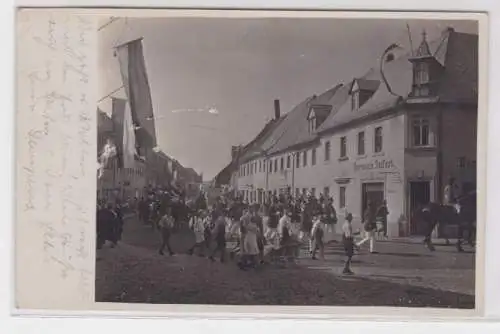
[96,184,394,275]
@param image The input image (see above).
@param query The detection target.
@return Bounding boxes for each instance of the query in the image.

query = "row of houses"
[214,28,478,237]
[97,102,202,202]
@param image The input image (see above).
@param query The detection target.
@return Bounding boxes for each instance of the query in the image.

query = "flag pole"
[114,37,144,50]
[97,85,125,103]
[406,23,414,56]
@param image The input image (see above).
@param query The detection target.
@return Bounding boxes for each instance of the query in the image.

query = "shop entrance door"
[361,183,384,216]
[409,181,431,235]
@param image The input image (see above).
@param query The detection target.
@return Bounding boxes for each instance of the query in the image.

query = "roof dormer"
[408,30,444,98]
[350,78,380,111]
[307,104,331,133]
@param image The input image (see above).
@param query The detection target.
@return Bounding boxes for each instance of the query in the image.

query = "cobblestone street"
[95,216,475,307]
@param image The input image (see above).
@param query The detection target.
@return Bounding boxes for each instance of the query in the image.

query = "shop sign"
[354,159,394,172]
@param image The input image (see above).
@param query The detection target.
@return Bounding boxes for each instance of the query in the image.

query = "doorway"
[361,182,384,216]
[409,181,431,235]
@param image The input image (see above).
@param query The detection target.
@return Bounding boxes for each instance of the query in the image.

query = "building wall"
[440,105,477,193]
[319,113,406,237]
[232,104,477,238]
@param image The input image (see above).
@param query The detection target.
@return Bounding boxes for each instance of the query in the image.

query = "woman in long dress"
[239,210,260,270]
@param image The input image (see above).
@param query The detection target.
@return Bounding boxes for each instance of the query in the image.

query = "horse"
[416,192,476,252]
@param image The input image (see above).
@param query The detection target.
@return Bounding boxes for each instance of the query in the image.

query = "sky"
[98,16,478,181]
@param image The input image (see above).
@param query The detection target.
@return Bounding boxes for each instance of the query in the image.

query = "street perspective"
[96,15,479,309]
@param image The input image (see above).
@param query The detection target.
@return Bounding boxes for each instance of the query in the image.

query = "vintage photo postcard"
[15,8,488,319]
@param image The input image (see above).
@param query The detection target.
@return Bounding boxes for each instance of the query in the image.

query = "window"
[296,153,300,168]
[374,127,383,153]
[457,156,466,168]
[308,109,317,132]
[259,161,261,172]
[414,62,430,85]
[286,155,291,169]
[303,151,308,167]
[312,148,317,165]
[414,86,430,97]
[268,160,272,173]
[280,157,284,171]
[323,187,330,197]
[295,188,300,197]
[309,118,316,133]
[357,131,365,155]
[351,90,360,110]
[339,186,346,208]
[302,188,307,195]
[412,118,430,147]
[340,136,347,158]
[274,159,278,173]
[324,141,331,161]
[311,188,316,197]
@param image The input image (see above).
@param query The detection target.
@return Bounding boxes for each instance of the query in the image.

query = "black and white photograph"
[93,13,481,309]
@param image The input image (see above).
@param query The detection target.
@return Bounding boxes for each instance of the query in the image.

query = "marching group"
[133,188,392,275]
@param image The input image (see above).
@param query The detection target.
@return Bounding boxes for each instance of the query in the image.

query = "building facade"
[223,28,477,238]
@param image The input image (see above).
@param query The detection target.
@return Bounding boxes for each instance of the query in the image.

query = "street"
[95,215,475,308]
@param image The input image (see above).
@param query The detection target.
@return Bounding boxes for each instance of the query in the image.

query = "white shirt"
[278,215,292,237]
[342,221,353,238]
[190,216,205,243]
[311,219,323,238]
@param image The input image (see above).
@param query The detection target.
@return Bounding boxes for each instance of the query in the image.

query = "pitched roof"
[351,78,381,92]
[318,29,477,133]
[259,85,344,155]
[222,28,477,170]
[438,31,478,103]
[238,117,286,162]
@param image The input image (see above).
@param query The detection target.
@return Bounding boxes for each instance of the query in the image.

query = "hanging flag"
[111,98,125,168]
[116,37,157,159]
[122,100,137,168]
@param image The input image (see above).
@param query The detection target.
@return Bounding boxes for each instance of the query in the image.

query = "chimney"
[274,99,281,120]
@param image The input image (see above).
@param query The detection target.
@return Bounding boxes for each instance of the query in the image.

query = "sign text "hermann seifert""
[354,159,394,172]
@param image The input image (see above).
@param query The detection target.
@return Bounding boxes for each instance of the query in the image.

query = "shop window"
[412,118,430,147]
[339,186,346,208]
[340,136,347,158]
[357,131,365,155]
[312,148,317,166]
[374,127,383,153]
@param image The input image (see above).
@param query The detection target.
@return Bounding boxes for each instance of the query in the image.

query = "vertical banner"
[111,97,137,169]
[116,38,157,158]
[122,101,137,168]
